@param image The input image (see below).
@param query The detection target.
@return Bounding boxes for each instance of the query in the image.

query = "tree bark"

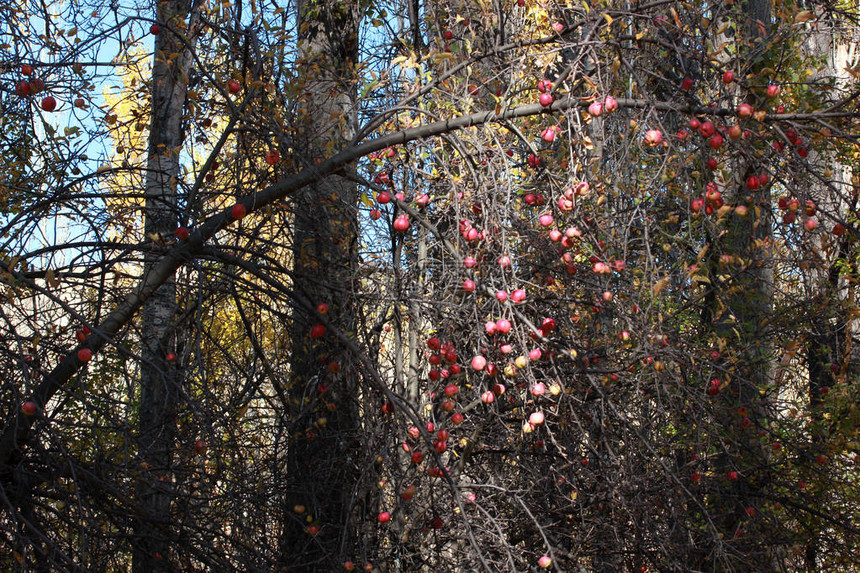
[133,2,199,571]
[280,1,363,569]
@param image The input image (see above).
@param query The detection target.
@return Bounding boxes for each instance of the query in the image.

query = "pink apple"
[539,213,554,226]
[511,289,526,303]
[529,411,545,425]
[539,93,553,107]
[495,319,511,334]
[737,103,754,118]
[481,391,495,404]
[498,255,512,267]
[588,101,603,116]
[463,279,476,292]
[538,555,552,568]
[603,96,618,112]
[644,129,663,147]
[495,290,508,302]
[531,383,546,397]
[471,355,487,371]
[541,127,556,142]
[464,257,477,268]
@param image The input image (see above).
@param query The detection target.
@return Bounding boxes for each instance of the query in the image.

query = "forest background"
[1,0,860,571]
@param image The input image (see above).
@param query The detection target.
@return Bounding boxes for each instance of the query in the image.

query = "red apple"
[150,24,161,35]
[766,84,780,98]
[709,134,724,149]
[21,64,33,76]
[737,103,754,118]
[539,93,553,107]
[541,127,555,142]
[21,401,37,416]
[227,80,241,94]
[681,77,693,90]
[393,216,410,232]
[231,203,246,220]
[451,412,464,425]
[722,70,734,84]
[471,355,487,371]
[377,511,390,523]
[15,81,30,97]
[194,439,206,454]
[310,324,325,339]
[538,555,552,569]
[41,96,57,112]
[317,303,329,315]
[77,348,93,362]
[265,149,280,165]
[175,226,189,240]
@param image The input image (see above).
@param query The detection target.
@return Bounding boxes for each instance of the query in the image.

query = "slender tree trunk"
[133,2,198,571]
[280,1,363,569]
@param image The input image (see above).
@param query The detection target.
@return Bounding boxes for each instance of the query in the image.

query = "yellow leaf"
[652,277,669,296]
[692,275,711,284]
[603,13,613,26]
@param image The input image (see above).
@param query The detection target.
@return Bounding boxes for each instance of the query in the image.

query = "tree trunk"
[280,1,363,570]
[133,2,198,571]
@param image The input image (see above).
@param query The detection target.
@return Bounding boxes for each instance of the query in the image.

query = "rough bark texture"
[132,2,198,571]
[280,1,363,569]
[702,0,776,568]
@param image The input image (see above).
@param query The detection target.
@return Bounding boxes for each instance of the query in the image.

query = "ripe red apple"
[443,30,453,40]
[21,401,37,416]
[310,324,325,339]
[728,124,742,139]
[307,525,319,536]
[816,454,828,465]
[175,226,189,240]
[227,80,241,94]
[481,391,495,404]
[317,303,329,315]
[377,511,390,523]
[462,279,476,292]
[539,213,553,226]
[766,84,780,98]
[444,384,458,397]
[15,81,30,97]
[745,176,760,190]
[369,209,381,220]
[541,127,556,142]
[78,348,93,362]
[264,149,280,165]
[231,203,246,220]
[529,411,545,425]
[832,223,846,236]
[538,555,552,569]
[29,78,44,93]
[537,80,552,93]
[511,289,526,303]
[393,215,410,232]
[344,561,356,571]
[377,191,390,204]
[709,134,724,149]
[150,24,161,35]
[804,218,817,231]
[726,471,738,481]
[737,103,754,118]
[588,100,603,117]
[166,352,176,362]
[193,439,206,454]
[471,355,487,371]
[689,118,701,131]
[451,412,464,425]
[698,121,715,138]
[722,70,735,84]
[41,96,57,111]
[681,77,693,90]
[21,64,33,76]
[539,93,554,107]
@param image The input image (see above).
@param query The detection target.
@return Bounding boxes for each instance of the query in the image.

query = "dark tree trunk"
[280,1,363,570]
